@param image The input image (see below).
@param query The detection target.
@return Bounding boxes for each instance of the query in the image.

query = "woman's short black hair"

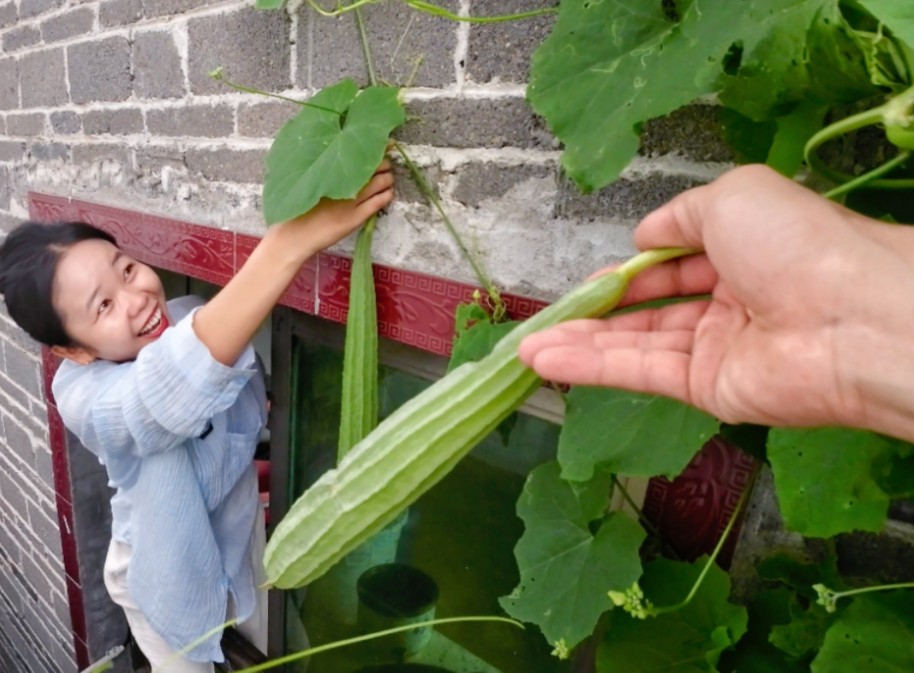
[0,221,117,347]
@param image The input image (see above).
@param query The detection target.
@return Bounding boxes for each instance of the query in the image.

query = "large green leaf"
[718,0,828,120]
[811,592,914,672]
[718,588,806,673]
[872,438,914,498]
[500,461,646,650]
[857,0,914,51]
[598,558,748,673]
[757,551,844,601]
[528,0,830,192]
[767,427,898,537]
[769,594,835,661]
[805,1,883,102]
[558,387,718,481]
[262,79,405,224]
[764,101,828,177]
[447,303,519,372]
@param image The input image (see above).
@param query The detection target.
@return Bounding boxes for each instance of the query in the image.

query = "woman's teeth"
[139,308,162,336]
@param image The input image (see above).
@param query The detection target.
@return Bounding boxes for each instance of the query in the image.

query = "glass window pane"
[283,339,569,673]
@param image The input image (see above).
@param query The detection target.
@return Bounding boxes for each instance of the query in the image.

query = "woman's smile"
[138,306,169,339]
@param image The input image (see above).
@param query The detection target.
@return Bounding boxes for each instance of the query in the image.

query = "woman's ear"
[50,344,95,365]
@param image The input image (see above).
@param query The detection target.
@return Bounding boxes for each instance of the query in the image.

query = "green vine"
[234,616,523,672]
[805,84,914,194]
[814,581,914,614]
[301,0,557,23]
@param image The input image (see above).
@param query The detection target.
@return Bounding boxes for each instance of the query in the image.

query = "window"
[269,310,570,672]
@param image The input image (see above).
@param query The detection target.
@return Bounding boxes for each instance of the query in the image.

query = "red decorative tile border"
[64,575,90,669]
[28,192,756,670]
[643,436,759,564]
[28,192,75,222]
[42,347,90,669]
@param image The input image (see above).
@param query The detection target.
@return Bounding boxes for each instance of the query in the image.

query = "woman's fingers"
[356,187,394,220]
[357,170,395,204]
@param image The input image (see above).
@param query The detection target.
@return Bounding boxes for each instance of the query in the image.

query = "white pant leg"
[233,501,269,654]
[103,540,215,673]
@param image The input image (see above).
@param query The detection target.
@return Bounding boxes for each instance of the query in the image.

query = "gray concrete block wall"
[0,1,736,671]
[0,308,75,673]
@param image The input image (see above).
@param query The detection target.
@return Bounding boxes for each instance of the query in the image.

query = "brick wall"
[0,1,735,671]
[0,307,75,672]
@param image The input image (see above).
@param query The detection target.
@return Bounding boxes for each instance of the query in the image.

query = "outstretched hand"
[288,158,395,255]
[519,165,914,440]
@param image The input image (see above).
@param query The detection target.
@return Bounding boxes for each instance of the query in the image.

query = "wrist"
[261,220,320,269]
[838,221,914,442]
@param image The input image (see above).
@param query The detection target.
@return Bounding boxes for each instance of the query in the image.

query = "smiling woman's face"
[51,239,172,364]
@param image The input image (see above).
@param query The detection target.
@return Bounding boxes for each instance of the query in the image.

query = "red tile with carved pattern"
[316,252,352,325]
[373,263,478,357]
[28,192,75,222]
[643,436,760,563]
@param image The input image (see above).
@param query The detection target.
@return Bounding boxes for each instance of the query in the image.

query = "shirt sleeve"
[52,306,257,459]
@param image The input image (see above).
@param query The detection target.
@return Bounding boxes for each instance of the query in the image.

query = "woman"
[0,161,394,672]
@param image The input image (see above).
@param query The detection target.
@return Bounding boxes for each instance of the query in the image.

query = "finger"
[605,300,709,331]
[634,164,823,251]
[523,301,709,344]
[520,327,695,357]
[576,255,715,308]
[526,345,693,403]
[618,254,717,307]
[633,181,714,251]
[375,158,393,173]
[357,171,395,203]
[355,187,394,220]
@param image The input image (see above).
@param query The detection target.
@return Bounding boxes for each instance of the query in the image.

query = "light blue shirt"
[52,296,268,663]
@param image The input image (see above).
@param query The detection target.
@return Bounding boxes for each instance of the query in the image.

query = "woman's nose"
[124,289,148,317]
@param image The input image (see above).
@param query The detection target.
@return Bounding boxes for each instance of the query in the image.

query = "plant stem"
[617,247,701,282]
[649,471,756,617]
[307,0,556,22]
[392,140,506,320]
[354,5,378,86]
[829,582,914,603]
[804,90,914,192]
[804,104,887,171]
[308,0,382,17]
[611,474,661,540]
[210,70,343,116]
[824,150,912,199]
[404,0,558,23]
[233,616,523,672]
